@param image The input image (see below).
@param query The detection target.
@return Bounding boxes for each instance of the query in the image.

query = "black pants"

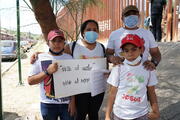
[75,92,104,120]
[150,15,162,42]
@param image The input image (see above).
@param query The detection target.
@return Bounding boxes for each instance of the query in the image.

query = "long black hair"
[80,19,99,37]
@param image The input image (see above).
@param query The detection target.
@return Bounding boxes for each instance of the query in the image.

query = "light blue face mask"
[84,31,98,43]
[124,15,139,28]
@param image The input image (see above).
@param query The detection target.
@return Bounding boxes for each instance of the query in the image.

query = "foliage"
[28,0,101,41]
[53,0,102,41]
[1,28,41,40]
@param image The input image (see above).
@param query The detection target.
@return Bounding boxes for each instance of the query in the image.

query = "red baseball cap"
[47,29,65,41]
[120,34,144,48]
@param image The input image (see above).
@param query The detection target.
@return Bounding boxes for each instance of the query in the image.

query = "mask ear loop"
[137,15,141,27]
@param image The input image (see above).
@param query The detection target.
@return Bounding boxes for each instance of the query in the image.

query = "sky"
[0,0,42,34]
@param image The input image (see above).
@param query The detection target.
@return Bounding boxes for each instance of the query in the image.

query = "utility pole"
[0,26,4,120]
[0,62,3,119]
[16,0,23,85]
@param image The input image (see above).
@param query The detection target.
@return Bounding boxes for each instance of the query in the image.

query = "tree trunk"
[29,0,58,41]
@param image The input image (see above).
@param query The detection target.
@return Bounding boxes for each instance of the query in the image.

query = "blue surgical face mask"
[84,31,98,43]
[124,15,139,28]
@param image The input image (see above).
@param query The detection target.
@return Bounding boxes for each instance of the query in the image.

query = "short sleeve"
[107,32,115,49]
[146,30,158,48]
[107,66,120,87]
[147,70,158,86]
[29,60,41,76]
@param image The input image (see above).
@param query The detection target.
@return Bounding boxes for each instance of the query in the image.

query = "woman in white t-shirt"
[64,19,106,120]
[106,5,161,71]
[30,20,106,120]
[105,34,160,120]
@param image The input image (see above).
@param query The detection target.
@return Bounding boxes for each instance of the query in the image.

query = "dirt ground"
[2,41,47,120]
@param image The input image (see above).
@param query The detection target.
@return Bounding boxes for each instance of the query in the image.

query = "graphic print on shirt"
[80,55,102,59]
[122,72,145,102]
[41,60,55,98]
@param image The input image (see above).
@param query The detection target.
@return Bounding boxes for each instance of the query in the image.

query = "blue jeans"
[41,102,74,120]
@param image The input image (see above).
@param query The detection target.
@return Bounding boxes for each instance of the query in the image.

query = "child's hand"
[47,62,58,74]
[148,111,160,120]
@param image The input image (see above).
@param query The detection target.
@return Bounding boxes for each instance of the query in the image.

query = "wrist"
[151,59,159,67]
[44,70,50,76]
[107,55,113,63]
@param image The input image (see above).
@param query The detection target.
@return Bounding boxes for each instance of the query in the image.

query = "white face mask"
[124,56,142,65]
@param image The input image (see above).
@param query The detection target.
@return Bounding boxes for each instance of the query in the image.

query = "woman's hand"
[47,62,58,74]
[143,60,156,71]
[30,52,42,64]
[68,96,76,116]
[108,56,124,65]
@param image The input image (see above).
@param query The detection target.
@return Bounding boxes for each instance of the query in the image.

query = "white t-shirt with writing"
[69,39,105,59]
[107,28,158,62]
[29,53,72,104]
[107,62,158,119]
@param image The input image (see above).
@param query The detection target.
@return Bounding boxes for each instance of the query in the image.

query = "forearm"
[106,48,115,62]
[106,95,115,118]
[147,86,160,116]
[151,52,161,64]
[150,48,161,66]
[64,44,71,55]
[106,86,117,118]
[28,71,48,85]
[70,96,75,103]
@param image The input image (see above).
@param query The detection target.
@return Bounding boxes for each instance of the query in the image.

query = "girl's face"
[48,37,65,52]
[83,22,99,36]
[122,43,142,61]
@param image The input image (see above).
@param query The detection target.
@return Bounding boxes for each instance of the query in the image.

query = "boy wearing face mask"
[105,34,160,120]
[106,5,161,71]
[29,20,106,120]
[28,29,75,120]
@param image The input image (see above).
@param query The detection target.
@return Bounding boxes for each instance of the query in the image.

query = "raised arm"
[30,52,43,64]
[64,44,71,55]
[28,62,58,85]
